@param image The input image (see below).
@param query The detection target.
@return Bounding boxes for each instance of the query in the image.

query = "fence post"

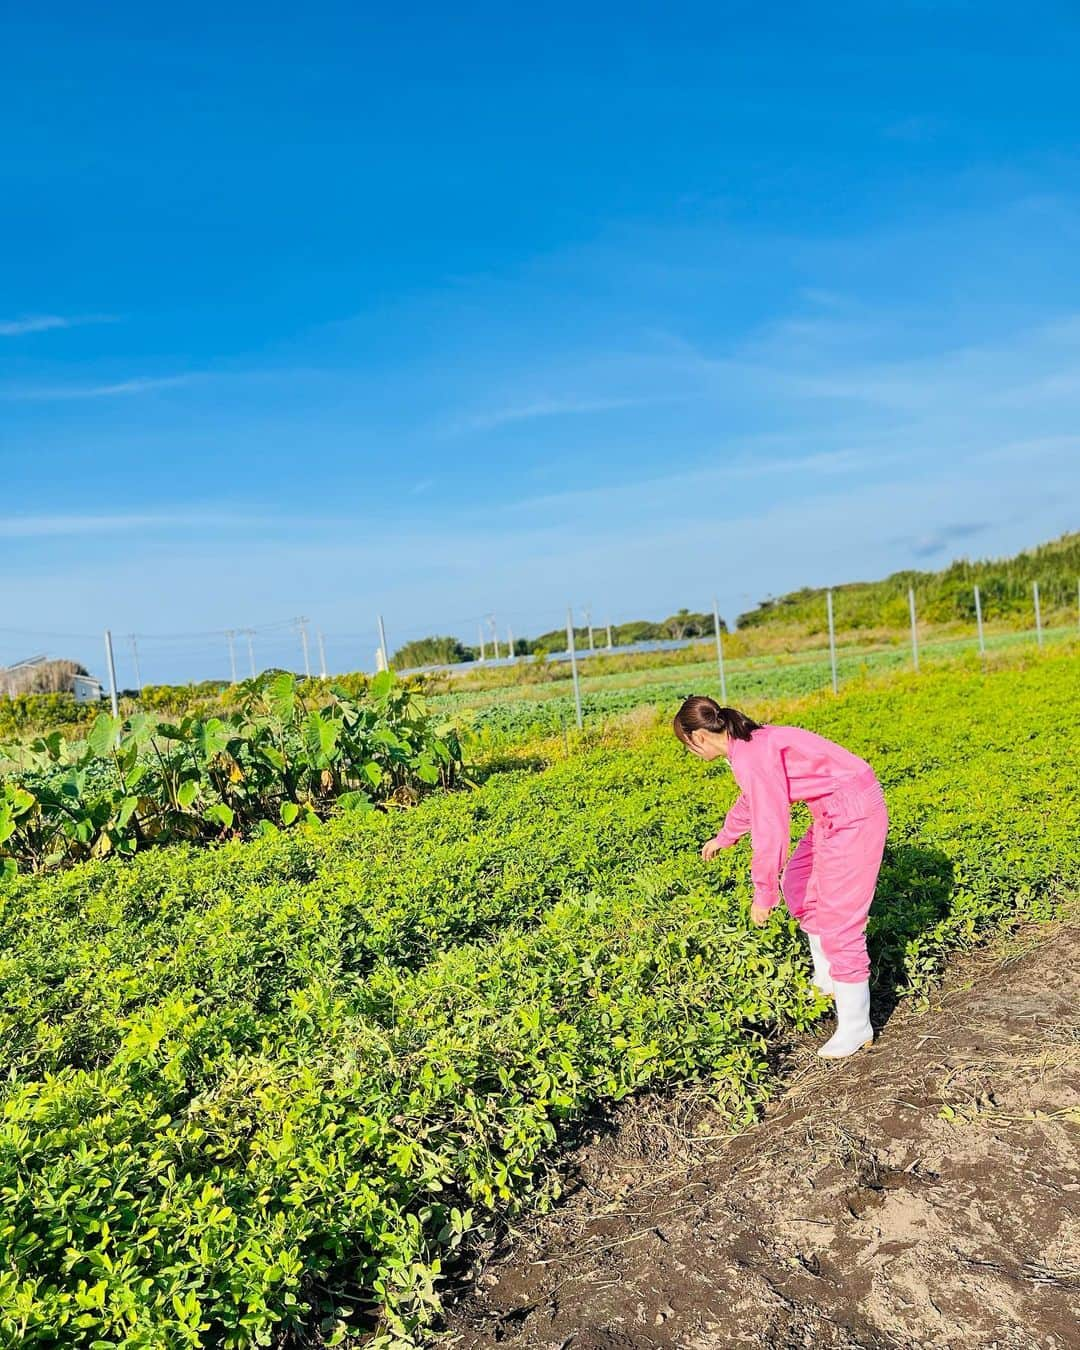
[103,629,120,717]
[712,597,728,702]
[908,587,919,672]
[1033,581,1043,647]
[826,589,838,694]
[566,606,583,731]
[973,584,985,658]
[377,614,391,671]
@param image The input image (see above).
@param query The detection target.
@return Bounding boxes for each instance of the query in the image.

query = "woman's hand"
[749,902,771,927]
[700,837,724,861]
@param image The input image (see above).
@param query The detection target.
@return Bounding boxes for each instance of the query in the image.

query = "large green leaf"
[115,796,140,828]
[176,779,199,810]
[335,789,373,814]
[193,718,231,759]
[258,744,287,772]
[369,669,394,703]
[304,710,339,765]
[125,713,155,747]
[267,672,297,723]
[88,713,122,757]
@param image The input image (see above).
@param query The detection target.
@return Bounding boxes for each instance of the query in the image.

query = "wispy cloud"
[0,313,118,337]
[464,394,660,433]
[0,509,271,538]
[2,375,192,402]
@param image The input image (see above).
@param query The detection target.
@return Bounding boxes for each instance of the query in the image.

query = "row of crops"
[0,672,462,879]
[1,645,1078,1345]
[433,624,1076,742]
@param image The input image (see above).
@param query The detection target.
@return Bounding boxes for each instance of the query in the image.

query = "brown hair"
[673,695,762,746]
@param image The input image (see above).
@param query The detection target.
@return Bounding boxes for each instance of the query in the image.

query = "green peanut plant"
[0,646,1076,1346]
[0,670,463,880]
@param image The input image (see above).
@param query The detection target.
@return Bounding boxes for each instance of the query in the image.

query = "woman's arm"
[715,793,751,847]
[743,738,792,912]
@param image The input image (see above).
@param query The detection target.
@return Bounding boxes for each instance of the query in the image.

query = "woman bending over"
[674,696,888,1059]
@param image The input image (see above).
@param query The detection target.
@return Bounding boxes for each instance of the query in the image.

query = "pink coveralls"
[714,725,888,983]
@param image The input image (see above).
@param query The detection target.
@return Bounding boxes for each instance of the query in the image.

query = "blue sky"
[3,2,1080,683]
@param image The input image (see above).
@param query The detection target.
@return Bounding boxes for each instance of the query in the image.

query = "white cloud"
[0,509,271,538]
[2,375,192,401]
[463,394,660,433]
[0,314,118,337]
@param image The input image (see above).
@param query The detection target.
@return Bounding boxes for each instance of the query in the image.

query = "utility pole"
[478,622,486,662]
[826,590,838,695]
[377,614,390,672]
[566,606,583,730]
[973,585,985,657]
[1033,581,1043,647]
[297,616,311,678]
[490,615,500,661]
[317,630,328,680]
[245,629,256,679]
[128,634,143,695]
[584,606,594,651]
[225,629,238,683]
[713,597,728,702]
[606,619,613,651]
[103,629,120,717]
[908,587,920,672]
[507,625,515,661]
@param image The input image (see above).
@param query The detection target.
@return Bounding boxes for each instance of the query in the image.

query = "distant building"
[72,675,104,704]
[0,654,102,700]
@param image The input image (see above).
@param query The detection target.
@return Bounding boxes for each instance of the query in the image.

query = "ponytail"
[673,695,762,746]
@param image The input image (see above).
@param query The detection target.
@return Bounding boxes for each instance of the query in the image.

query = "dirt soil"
[446,920,1080,1350]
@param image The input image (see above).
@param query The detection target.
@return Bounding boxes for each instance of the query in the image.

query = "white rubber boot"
[818,980,874,1058]
[806,933,834,998]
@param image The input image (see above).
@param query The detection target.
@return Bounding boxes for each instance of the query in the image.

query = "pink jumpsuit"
[713,725,888,983]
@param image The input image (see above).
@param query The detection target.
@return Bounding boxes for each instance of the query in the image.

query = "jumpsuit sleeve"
[743,739,792,911]
[714,793,751,847]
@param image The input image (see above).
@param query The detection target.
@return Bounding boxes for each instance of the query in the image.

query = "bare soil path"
[447,918,1080,1350]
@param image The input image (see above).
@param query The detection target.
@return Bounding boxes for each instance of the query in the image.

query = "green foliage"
[0,690,94,739]
[0,671,463,877]
[738,529,1080,632]
[0,649,1077,1344]
[527,609,724,653]
[391,635,473,668]
[136,679,232,714]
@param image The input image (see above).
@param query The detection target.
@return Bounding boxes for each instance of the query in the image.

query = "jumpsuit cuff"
[752,885,781,911]
[714,827,740,848]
